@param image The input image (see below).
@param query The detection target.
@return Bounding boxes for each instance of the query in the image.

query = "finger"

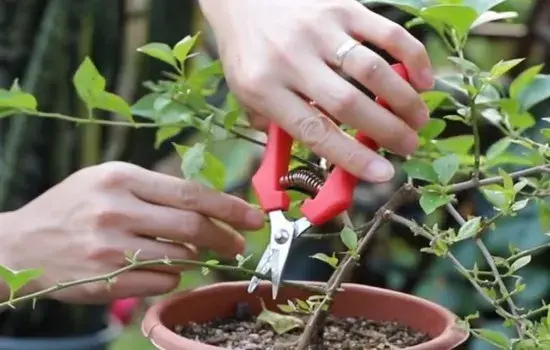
[291,59,419,157]
[128,203,246,258]
[345,6,434,90]
[332,37,428,129]
[255,87,395,183]
[123,169,265,230]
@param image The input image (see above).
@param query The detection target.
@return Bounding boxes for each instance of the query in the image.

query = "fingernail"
[364,159,395,182]
[415,105,430,129]
[420,68,434,89]
[246,209,265,227]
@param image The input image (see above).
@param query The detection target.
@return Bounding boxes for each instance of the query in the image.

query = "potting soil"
[176,303,430,349]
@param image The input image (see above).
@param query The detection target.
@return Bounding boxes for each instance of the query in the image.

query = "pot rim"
[142,281,469,350]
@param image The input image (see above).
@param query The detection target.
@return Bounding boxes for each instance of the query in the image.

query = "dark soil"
[176,302,430,349]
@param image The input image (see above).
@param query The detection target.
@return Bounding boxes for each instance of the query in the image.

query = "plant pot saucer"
[142,281,468,349]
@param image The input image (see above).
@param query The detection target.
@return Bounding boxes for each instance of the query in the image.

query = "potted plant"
[1,0,550,349]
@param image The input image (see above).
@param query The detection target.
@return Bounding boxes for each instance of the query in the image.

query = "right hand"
[199,0,434,182]
[0,162,265,303]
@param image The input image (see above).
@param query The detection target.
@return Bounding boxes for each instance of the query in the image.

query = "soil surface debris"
[176,302,430,349]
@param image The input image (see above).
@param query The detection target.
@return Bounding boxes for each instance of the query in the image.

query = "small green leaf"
[448,56,480,76]
[310,253,339,269]
[471,11,517,29]
[419,192,454,215]
[131,93,159,120]
[510,255,531,273]
[418,118,446,140]
[456,217,481,241]
[137,42,177,68]
[402,159,438,183]
[541,128,550,140]
[482,186,511,210]
[433,154,460,185]
[155,126,182,149]
[433,135,474,154]
[339,227,358,251]
[420,5,478,45]
[0,90,37,110]
[488,58,525,81]
[0,265,43,300]
[173,142,226,190]
[257,299,304,335]
[509,64,544,99]
[95,91,133,121]
[511,198,529,212]
[72,57,106,109]
[516,74,550,112]
[473,328,511,349]
[421,92,449,112]
[277,304,295,313]
[486,137,512,160]
[172,33,199,63]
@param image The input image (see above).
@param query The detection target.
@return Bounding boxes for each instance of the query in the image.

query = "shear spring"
[279,166,324,197]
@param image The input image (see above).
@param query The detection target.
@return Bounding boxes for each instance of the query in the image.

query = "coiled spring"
[279,166,325,198]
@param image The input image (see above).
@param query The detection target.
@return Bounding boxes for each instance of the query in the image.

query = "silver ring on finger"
[335,39,361,70]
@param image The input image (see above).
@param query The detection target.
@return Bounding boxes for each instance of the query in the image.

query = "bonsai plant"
[1,0,550,348]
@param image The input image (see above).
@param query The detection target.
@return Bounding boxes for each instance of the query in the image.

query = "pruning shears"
[247,63,410,300]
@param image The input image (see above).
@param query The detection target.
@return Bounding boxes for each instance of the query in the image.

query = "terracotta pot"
[142,281,469,349]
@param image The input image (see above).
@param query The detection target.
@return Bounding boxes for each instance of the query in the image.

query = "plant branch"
[387,212,517,320]
[0,258,325,310]
[449,165,550,193]
[445,204,524,336]
[295,185,416,349]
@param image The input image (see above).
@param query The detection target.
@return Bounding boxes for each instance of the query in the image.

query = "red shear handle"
[300,63,410,226]
[251,123,293,212]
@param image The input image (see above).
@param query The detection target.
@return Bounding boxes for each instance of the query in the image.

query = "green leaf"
[433,154,459,185]
[0,265,43,300]
[421,92,449,112]
[498,99,535,130]
[419,192,454,215]
[541,128,550,140]
[471,11,517,29]
[434,135,474,154]
[340,227,358,251]
[509,64,544,99]
[488,58,525,81]
[510,255,531,273]
[172,33,199,63]
[516,74,550,112]
[94,91,133,121]
[420,5,479,44]
[473,328,511,349]
[0,90,37,110]
[418,118,446,140]
[72,57,106,109]
[131,93,159,120]
[486,137,512,160]
[448,56,480,76]
[455,216,481,241]
[173,142,226,190]
[511,198,529,212]
[187,61,224,91]
[137,42,177,69]
[402,159,438,183]
[310,253,339,269]
[257,299,305,335]
[155,126,182,149]
[482,186,511,210]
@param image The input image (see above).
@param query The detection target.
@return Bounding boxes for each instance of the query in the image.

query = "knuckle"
[95,162,133,189]
[178,181,204,209]
[233,66,270,101]
[409,39,427,60]
[383,23,408,44]
[333,88,360,116]
[358,55,385,83]
[295,115,332,150]
[91,201,125,230]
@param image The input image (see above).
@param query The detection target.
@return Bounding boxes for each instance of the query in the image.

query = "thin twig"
[0,258,326,310]
[445,203,524,336]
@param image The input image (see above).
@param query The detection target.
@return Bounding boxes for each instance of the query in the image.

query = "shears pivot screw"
[274,229,290,244]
